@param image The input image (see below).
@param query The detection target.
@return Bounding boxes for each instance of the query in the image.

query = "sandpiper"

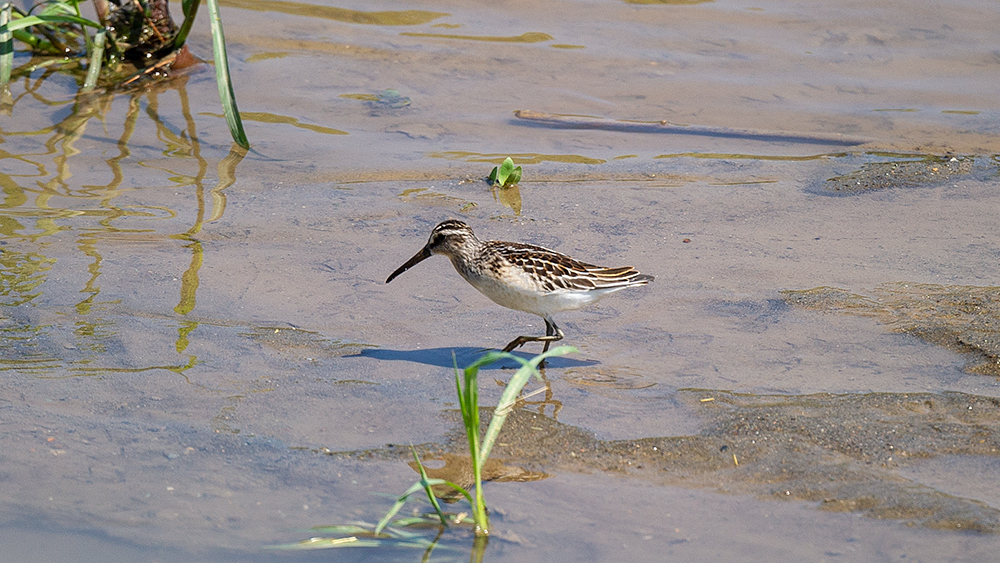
[385,220,653,353]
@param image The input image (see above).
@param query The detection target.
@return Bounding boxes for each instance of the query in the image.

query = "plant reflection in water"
[1,68,246,378]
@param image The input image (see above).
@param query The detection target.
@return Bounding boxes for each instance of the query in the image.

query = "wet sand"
[2,0,1000,560]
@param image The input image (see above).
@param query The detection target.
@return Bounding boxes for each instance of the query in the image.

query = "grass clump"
[0,0,247,147]
[272,346,574,553]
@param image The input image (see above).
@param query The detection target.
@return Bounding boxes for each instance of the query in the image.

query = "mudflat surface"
[2,0,1000,560]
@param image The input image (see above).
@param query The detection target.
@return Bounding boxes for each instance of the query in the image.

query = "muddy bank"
[328,388,1000,533]
[786,284,1000,375]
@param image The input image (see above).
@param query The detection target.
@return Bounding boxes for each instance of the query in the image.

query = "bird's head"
[385,220,479,283]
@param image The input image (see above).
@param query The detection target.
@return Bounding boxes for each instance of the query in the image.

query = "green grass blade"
[374,480,427,535]
[411,447,448,526]
[11,27,44,51]
[205,0,249,148]
[372,476,460,536]
[479,346,575,462]
[455,353,489,533]
[38,2,81,16]
[1,4,11,87]
[463,350,510,371]
[174,0,200,49]
[429,480,474,506]
[68,0,92,53]
[81,28,105,92]
[455,352,482,460]
[461,360,483,461]
[2,14,102,32]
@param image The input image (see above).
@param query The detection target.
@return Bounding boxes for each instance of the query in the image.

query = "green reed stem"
[0,4,12,87]
[455,353,487,533]
[205,0,249,148]
[81,28,104,92]
[174,0,200,49]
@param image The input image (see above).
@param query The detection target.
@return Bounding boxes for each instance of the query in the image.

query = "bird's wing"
[490,241,651,292]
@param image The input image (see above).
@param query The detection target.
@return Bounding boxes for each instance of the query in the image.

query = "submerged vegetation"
[272,347,574,555]
[0,0,247,147]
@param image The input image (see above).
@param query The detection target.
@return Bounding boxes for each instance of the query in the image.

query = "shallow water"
[2,0,1000,560]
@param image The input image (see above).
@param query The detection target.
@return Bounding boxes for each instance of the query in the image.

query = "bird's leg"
[539,319,564,368]
[541,318,557,353]
[501,318,564,353]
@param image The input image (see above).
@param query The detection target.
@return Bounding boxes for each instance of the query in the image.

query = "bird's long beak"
[385,246,432,283]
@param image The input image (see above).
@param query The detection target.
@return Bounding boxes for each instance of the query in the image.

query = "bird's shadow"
[351,346,597,370]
